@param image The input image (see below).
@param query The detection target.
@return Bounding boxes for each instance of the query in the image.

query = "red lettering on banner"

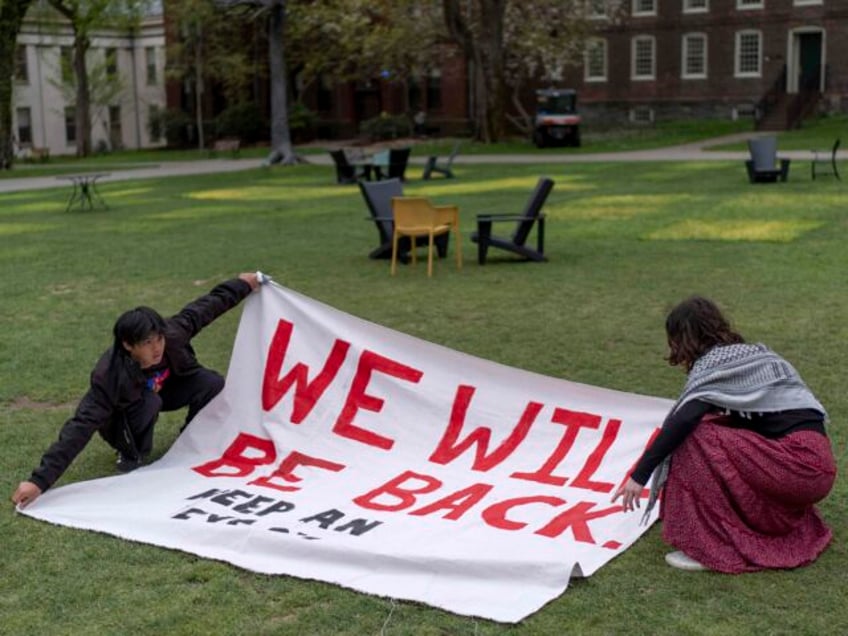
[262,318,351,421]
[534,502,621,543]
[353,470,628,544]
[568,418,621,493]
[333,351,423,450]
[409,483,494,520]
[250,450,346,492]
[510,408,602,486]
[428,385,543,470]
[481,496,566,531]
[192,433,276,478]
[352,470,441,511]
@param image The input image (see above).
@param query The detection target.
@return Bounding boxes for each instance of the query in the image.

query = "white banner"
[20,283,672,623]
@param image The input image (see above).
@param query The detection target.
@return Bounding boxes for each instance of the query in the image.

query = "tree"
[43,0,152,157]
[215,0,438,164]
[0,0,34,169]
[167,0,253,150]
[441,0,603,142]
[211,0,299,165]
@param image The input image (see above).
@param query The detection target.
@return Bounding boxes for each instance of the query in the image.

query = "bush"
[359,112,412,141]
[288,102,317,142]
[214,102,267,144]
[149,108,194,148]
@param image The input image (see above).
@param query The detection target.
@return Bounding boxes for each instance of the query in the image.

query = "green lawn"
[1,155,846,635]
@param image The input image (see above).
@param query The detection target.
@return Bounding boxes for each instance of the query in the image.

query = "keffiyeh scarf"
[641,343,827,524]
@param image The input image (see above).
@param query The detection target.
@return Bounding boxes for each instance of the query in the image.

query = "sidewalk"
[0,132,821,195]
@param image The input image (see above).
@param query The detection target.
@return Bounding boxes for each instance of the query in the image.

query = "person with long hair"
[612,296,837,572]
[11,273,262,508]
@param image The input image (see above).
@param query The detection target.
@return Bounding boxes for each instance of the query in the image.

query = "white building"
[12,9,166,159]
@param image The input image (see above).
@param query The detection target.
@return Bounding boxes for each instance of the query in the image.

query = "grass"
[1,149,847,635]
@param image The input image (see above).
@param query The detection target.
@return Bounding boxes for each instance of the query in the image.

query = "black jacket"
[28,278,253,491]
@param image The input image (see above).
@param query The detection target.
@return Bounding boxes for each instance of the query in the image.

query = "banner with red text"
[21,283,672,623]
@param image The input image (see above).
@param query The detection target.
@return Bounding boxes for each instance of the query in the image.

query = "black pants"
[100,368,224,459]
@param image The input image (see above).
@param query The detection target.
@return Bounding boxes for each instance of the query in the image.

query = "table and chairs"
[330,147,411,184]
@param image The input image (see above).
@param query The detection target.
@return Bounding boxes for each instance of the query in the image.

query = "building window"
[65,107,76,144]
[632,0,657,16]
[683,0,708,12]
[317,75,332,112]
[408,74,422,111]
[60,47,74,83]
[145,47,157,85]
[585,38,608,82]
[682,33,707,79]
[630,106,654,123]
[105,48,117,78]
[735,30,761,77]
[16,107,32,145]
[109,105,122,150]
[426,69,442,111]
[631,36,656,80]
[14,45,28,83]
[793,0,821,4]
[148,104,163,142]
[736,0,763,8]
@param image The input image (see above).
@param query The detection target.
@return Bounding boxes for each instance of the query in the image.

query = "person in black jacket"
[11,273,262,508]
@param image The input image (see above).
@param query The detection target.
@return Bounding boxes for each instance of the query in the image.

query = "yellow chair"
[390,197,462,277]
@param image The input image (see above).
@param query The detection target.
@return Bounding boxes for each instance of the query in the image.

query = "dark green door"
[798,33,822,91]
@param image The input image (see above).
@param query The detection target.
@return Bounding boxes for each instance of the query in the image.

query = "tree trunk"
[195,22,205,150]
[477,1,507,142]
[0,0,33,170]
[265,0,300,165]
[73,34,92,156]
[441,0,507,143]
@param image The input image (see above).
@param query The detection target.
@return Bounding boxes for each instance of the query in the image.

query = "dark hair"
[665,296,744,371]
[113,306,166,349]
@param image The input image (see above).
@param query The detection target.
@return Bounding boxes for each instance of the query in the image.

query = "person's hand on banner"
[11,481,42,508]
[239,272,271,291]
[611,477,642,512]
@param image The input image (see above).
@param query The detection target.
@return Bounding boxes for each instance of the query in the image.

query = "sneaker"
[665,550,708,571]
[116,453,143,473]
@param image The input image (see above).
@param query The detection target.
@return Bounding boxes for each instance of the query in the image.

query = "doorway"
[788,29,824,93]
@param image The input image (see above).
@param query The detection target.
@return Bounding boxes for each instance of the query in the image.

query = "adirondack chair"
[422,141,461,179]
[470,177,554,264]
[374,147,412,181]
[745,136,791,183]
[811,138,840,180]
[359,178,449,261]
[329,149,366,184]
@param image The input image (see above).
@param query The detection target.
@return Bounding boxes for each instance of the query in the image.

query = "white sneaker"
[665,550,708,571]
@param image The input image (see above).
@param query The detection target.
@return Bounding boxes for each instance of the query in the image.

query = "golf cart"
[533,88,581,148]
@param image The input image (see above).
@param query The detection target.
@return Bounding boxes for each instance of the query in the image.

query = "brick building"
[563,0,848,129]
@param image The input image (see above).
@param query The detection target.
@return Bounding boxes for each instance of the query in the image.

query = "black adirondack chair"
[375,148,412,181]
[745,136,791,183]
[359,178,448,261]
[422,141,461,179]
[330,149,365,184]
[470,177,554,264]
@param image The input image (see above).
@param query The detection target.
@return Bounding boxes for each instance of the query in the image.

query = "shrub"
[359,112,412,141]
[149,108,194,148]
[214,102,266,144]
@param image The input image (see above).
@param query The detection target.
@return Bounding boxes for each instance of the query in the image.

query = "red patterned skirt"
[660,414,837,573]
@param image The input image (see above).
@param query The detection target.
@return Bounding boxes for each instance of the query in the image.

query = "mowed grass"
[0,156,846,635]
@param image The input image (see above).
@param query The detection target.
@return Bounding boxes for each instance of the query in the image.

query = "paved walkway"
[0,132,826,195]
